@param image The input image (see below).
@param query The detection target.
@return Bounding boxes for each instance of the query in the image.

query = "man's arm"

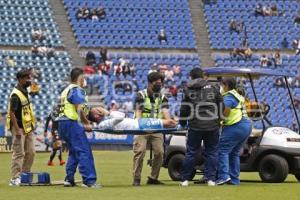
[179,90,191,127]
[161,96,171,120]
[9,95,23,138]
[134,93,144,119]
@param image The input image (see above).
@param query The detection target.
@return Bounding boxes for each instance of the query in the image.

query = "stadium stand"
[84,52,201,116]
[204,0,300,49]
[0,50,72,118]
[214,54,300,129]
[63,0,197,49]
[0,0,63,46]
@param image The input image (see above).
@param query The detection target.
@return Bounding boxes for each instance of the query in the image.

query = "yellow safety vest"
[223,89,247,126]
[59,84,88,121]
[6,88,35,134]
[136,89,164,119]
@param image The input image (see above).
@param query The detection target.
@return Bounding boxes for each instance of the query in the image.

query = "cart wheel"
[168,154,196,181]
[258,154,289,183]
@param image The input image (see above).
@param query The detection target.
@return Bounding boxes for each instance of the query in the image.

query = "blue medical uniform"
[217,94,252,185]
[58,87,97,186]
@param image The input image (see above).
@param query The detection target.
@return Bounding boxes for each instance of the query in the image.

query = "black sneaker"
[146,177,164,185]
[132,179,141,186]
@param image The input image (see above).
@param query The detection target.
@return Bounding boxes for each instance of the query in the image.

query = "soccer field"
[0,151,299,200]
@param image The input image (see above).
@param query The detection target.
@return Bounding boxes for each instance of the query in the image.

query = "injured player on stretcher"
[89,107,178,130]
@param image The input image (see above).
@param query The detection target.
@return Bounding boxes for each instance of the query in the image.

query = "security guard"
[132,72,171,186]
[216,78,252,185]
[57,67,99,188]
[7,69,35,186]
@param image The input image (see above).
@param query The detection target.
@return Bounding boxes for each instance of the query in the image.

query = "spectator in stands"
[271,5,278,16]
[293,95,300,109]
[274,77,284,87]
[293,39,298,49]
[164,67,174,82]
[173,65,181,76]
[297,40,300,55]
[260,54,269,67]
[82,7,90,20]
[255,3,263,17]
[158,29,168,44]
[86,51,96,65]
[31,28,42,41]
[281,37,289,49]
[37,46,48,57]
[91,10,99,22]
[272,51,282,67]
[5,56,16,67]
[229,19,239,33]
[288,77,294,87]
[122,64,131,77]
[158,64,168,75]
[76,8,84,20]
[294,12,300,26]
[149,63,158,74]
[47,44,55,58]
[96,7,106,19]
[263,6,272,16]
[100,47,108,63]
[244,47,253,59]
[98,62,110,76]
[84,65,96,75]
[114,64,123,76]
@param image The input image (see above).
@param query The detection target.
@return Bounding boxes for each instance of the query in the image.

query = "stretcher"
[92,128,188,136]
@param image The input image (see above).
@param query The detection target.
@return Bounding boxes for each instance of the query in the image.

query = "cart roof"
[203,67,294,77]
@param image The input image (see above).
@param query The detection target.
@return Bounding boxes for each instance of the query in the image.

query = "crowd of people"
[76,7,106,21]
[31,28,55,58]
[260,52,282,67]
[255,4,280,17]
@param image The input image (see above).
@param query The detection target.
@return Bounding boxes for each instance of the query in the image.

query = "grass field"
[0,151,300,200]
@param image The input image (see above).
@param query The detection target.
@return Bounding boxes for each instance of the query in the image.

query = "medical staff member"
[216,78,252,185]
[7,69,36,186]
[132,72,171,186]
[179,68,223,187]
[58,68,99,188]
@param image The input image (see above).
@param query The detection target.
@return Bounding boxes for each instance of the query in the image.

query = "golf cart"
[163,67,300,183]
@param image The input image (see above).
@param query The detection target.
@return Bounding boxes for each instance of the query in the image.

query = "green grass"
[0,151,300,200]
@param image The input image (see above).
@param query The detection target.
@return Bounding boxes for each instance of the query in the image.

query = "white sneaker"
[207,180,216,186]
[9,177,21,186]
[81,183,102,188]
[180,180,189,187]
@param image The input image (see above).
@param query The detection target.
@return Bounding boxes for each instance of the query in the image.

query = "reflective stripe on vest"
[137,89,164,119]
[222,89,246,126]
[6,88,35,134]
[59,84,86,121]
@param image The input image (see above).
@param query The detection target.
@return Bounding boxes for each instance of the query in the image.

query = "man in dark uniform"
[179,68,223,186]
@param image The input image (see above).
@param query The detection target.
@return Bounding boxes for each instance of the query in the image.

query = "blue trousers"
[217,118,252,185]
[181,129,219,181]
[58,120,97,185]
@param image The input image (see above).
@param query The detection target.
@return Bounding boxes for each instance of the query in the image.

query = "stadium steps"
[189,0,215,67]
[48,0,85,67]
